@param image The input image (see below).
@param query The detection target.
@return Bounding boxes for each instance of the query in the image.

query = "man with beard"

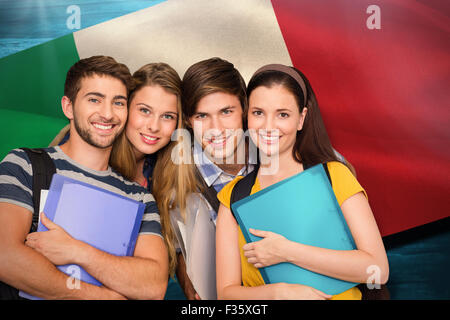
[0,56,168,300]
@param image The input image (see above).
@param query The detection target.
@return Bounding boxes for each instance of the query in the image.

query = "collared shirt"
[193,140,256,223]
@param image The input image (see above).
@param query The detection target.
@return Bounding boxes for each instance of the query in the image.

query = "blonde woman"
[51,63,198,282]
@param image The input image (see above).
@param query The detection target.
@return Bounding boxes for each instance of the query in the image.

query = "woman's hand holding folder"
[242,228,288,268]
[242,228,339,300]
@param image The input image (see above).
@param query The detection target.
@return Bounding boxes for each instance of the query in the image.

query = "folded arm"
[0,203,123,300]
[243,192,389,284]
[26,213,168,300]
[216,203,330,300]
[73,233,169,300]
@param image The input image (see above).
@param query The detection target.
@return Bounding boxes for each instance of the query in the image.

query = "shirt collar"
[193,140,222,187]
[193,140,256,187]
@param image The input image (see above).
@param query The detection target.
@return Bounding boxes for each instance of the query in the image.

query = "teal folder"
[231,164,359,295]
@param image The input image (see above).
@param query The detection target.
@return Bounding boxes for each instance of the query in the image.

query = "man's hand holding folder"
[26,212,81,266]
[24,210,167,300]
[20,174,168,300]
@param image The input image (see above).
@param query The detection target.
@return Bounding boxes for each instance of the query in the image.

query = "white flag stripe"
[73,0,292,82]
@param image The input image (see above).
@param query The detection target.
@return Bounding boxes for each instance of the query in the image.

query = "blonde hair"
[110,63,199,277]
[152,137,201,277]
[48,124,70,147]
[110,63,183,181]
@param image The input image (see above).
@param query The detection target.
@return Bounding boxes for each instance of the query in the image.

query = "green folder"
[231,164,359,295]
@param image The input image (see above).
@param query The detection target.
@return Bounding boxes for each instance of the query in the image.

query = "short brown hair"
[181,57,247,123]
[64,55,133,103]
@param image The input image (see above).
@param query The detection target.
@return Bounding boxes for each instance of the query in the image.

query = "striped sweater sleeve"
[0,149,34,213]
[138,192,162,238]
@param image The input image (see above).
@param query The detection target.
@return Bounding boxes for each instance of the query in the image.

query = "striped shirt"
[0,146,161,238]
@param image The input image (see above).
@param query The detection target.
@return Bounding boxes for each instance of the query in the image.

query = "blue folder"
[19,174,145,300]
[231,164,359,295]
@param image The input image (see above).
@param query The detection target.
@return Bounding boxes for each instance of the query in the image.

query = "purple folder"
[19,174,145,300]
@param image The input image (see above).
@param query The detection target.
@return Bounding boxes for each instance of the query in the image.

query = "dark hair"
[247,67,343,168]
[181,57,247,126]
[64,55,133,103]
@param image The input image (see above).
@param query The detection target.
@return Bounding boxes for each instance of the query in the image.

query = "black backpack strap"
[194,166,220,213]
[322,163,332,187]
[21,148,56,233]
[229,165,259,218]
[0,148,55,300]
[204,185,220,213]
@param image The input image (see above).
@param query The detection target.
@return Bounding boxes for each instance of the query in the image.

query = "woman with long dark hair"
[216,64,389,299]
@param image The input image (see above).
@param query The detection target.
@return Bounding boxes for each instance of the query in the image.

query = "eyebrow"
[136,103,178,116]
[194,105,236,115]
[221,105,236,110]
[114,95,128,101]
[136,103,152,109]
[84,92,127,101]
[84,92,105,98]
[250,106,292,112]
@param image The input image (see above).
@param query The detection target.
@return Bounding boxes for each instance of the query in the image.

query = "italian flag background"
[0,0,448,249]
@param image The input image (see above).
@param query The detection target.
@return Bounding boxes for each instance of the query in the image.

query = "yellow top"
[217,161,366,300]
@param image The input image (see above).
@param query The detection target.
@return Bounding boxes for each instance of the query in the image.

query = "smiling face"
[189,91,244,163]
[248,84,307,158]
[67,74,128,149]
[125,85,178,159]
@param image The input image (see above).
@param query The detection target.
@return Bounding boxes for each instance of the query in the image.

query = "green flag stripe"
[0,33,79,159]
[0,33,79,119]
[0,109,68,160]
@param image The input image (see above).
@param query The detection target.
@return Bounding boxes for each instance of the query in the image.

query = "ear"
[297,107,308,131]
[61,96,74,120]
